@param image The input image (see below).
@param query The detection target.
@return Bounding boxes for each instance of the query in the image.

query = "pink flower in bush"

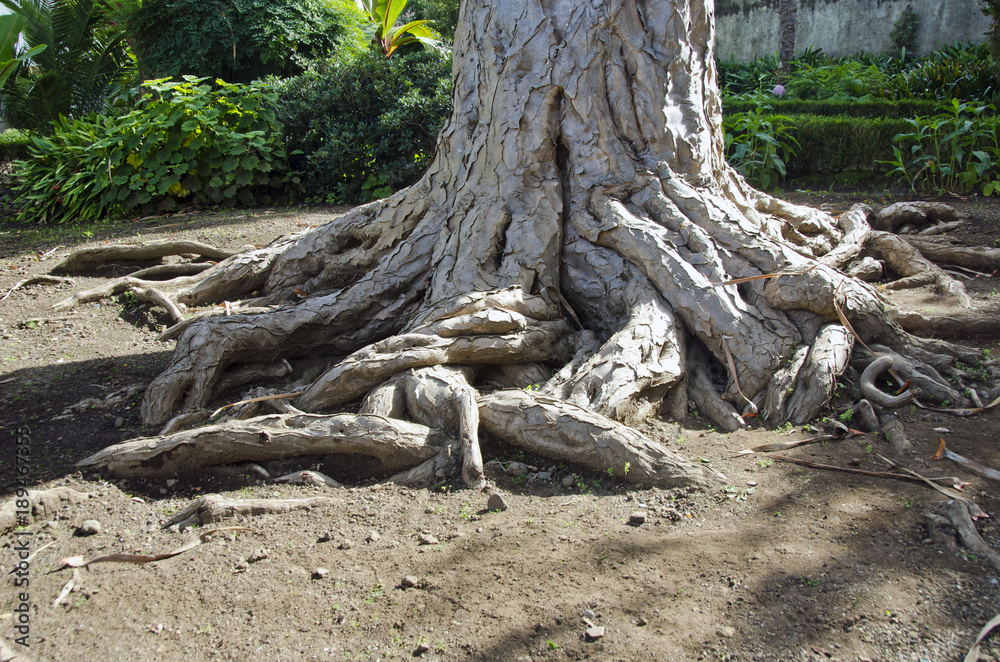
[771,84,786,98]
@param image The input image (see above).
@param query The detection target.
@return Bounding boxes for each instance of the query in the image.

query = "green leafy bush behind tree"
[13,77,288,223]
[884,99,1000,195]
[127,0,367,83]
[0,0,133,132]
[407,0,461,41]
[270,48,452,203]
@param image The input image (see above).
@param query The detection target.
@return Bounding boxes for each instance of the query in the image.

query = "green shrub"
[407,0,461,41]
[13,77,288,223]
[128,0,367,83]
[783,60,889,101]
[722,97,941,119]
[884,42,1000,101]
[0,128,31,161]
[783,114,910,177]
[884,99,1000,195]
[723,107,799,190]
[271,48,451,203]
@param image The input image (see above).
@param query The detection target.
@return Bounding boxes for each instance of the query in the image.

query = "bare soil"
[2,192,1000,662]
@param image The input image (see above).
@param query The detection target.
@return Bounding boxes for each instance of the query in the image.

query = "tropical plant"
[356,0,440,57]
[883,99,1000,195]
[723,106,799,190]
[127,0,367,83]
[883,42,999,101]
[0,0,132,132]
[0,13,46,87]
[13,77,289,223]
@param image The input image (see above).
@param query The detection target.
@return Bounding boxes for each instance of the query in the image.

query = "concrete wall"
[716,0,992,62]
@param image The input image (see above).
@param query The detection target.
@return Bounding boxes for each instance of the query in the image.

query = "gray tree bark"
[78,0,997,488]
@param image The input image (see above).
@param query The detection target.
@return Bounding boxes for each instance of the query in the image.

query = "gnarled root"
[54,240,234,273]
[478,390,719,488]
[76,413,447,477]
[164,494,339,529]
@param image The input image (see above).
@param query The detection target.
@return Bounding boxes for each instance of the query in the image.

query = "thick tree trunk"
[77,0,997,488]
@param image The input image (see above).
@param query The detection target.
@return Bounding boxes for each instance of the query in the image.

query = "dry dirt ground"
[1,190,1000,662]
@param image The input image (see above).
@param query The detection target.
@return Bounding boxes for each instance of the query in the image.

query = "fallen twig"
[772,455,963,487]
[53,568,80,607]
[7,540,56,574]
[53,527,253,571]
[876,454,982,511]
[210,391,304,419]
[736,428,863,454]
[0,275,75,303]
[965,613,1000,662]
[932,439,1000,482]
[915,393,1000,417]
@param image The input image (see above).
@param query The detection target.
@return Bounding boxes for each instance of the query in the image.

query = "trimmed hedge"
[722,98,941,119]
[0,129,31,162]
[781,115,911,177]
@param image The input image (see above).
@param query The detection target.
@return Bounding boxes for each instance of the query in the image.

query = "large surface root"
[478,390,719,488]
[76,413,447,477]
[296,319,571,412]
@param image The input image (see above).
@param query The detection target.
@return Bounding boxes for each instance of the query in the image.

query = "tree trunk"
[78,0,997,488]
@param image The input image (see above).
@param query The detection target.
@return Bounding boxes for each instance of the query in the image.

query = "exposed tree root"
[129,262,215,280]
[76,413,447,477]
[0,275,75,303]
[52,0,1000,495]
[867,231,970,306]
[164,494,339,529]
[927,500,1000,573]
[52,274,205,312]
[902,236,1000,271]
[55,240,234,272]
[478,390,718,488]
[872,201,963,233]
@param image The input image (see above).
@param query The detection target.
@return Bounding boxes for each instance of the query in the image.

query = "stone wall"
[716,0,992,62]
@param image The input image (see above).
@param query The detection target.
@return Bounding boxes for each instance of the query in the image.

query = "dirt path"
[2,196,1000,661]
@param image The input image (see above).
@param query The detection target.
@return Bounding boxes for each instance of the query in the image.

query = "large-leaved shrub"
[14,77,288,223]
[884,99,1000,195]
[271,48,451,203]
[127,0,366,83]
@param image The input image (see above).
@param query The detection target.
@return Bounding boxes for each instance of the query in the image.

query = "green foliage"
[883,42,1000,101]
[0,128,31,161]
[783,60,889,101]
[270,48,451,203]
[784,114,910,177]
[0,0,132,132]
[356,0,440,57]
[128,0,367,83]
[890,5,921,55]
[723,107,799,190]
[13,77,288,223]
[722,97,940,119]
[0,13,46,88]
[883,99,1000,196]
[407,0,460,41]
